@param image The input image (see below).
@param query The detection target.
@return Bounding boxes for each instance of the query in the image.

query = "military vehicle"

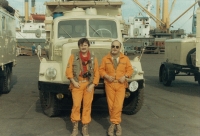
[159,2,200,86]
[0,0,16,93]
[38,0,145,117]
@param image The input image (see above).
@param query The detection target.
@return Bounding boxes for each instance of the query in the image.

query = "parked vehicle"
[38,0,145,117]
[159,3,200,86]
[0,1,16,93]
[124,46,136,55]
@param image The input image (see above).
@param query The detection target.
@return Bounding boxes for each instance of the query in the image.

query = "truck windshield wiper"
[89,25,102,37]
[60,26,72,38]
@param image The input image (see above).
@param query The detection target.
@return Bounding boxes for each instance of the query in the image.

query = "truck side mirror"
[35,29,41,38]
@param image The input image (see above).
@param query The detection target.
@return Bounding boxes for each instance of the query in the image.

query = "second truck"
[159,1,200,86]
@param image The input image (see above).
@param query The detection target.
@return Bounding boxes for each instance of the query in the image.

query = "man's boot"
[116,124,122,136]
[70,122,78,136]
[82,124,89,136]
[108,123,115,136]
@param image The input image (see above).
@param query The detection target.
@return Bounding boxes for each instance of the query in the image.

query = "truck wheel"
[161,67,172,86]
[39,90,61,117]
[122,88,144,115]
[0,67,11,94]
[198,79,200,85]
[186,48,196,66]
[198,73,200,85]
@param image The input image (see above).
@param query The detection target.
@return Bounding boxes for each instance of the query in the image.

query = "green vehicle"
[124,46,137,55]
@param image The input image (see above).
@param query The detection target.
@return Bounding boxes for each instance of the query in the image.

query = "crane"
[133,0,198,33]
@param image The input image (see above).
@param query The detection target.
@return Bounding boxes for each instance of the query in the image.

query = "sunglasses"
[111,45,120,49]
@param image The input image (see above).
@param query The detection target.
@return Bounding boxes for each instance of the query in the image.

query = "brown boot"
[82,124,89,136]
[108,123,115,136]
[70,122,78,136]
[116,124,122,136]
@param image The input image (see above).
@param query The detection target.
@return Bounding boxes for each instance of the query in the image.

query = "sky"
[7,0,199,33]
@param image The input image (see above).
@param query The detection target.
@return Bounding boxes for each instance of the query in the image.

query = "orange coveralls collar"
[99,52,133,80]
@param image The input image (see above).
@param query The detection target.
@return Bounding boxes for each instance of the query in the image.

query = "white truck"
[159,2,200,86]
[38,0,145,117]
[0,1,16,94]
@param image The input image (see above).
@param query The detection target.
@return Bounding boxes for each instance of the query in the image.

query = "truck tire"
[39,90,62,117]
[186,48,196,66]
[122,88,144,115]
[161,66,172,86]
[0,66,11,94]
[198,73,200,85]
[198,79,200,85]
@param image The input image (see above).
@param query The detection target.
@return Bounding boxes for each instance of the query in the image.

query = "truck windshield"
[58,20,86,39]
[89,20,118,38]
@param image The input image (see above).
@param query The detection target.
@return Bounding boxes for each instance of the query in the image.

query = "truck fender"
[159,62,175,82]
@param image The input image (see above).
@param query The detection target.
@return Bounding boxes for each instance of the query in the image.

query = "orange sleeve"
[99,57,107,78]
[65,54,74,79]
[92,57,100,85]
[125,57,133,77]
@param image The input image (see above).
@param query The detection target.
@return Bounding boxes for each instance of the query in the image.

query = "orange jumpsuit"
[65,54,99,124]
[99,53,133,124]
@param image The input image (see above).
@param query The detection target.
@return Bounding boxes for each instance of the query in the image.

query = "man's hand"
[70,78,80,88]
[72,81,80,88]
[87,84,95,92]
[104,75,115,82]
[118,76,126,83]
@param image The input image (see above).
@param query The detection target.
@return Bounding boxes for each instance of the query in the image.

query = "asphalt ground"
[0,53,200,136]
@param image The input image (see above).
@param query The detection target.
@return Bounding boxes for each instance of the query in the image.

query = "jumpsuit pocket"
[118,62,126,72]
[105,62,113,72]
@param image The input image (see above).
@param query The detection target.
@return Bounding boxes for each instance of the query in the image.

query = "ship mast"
[162,0,169,32]
[31,0,35,14]
[156,0,161,29]
[24,0,29,22]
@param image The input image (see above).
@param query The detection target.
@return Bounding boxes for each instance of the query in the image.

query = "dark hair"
[78,38,90,47]
[111,40,121,47]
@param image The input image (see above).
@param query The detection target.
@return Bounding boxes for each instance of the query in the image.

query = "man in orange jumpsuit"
[65,38,99,136]
[99,40,133,136]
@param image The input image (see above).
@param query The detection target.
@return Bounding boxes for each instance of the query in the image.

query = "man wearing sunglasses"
[65,38,99,136]
[99,40,133,136]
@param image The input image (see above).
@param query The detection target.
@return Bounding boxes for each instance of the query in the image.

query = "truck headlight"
[46,67,57,79]
[132,66,138,75]
[129,81,138,92]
